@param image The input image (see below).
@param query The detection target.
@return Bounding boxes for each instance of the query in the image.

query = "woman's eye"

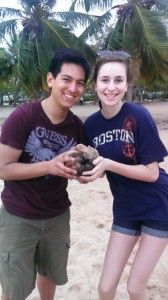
[115,79,123,83]
[101,79,109,83]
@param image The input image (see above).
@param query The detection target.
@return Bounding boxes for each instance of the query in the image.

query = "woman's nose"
[107,82,115,91]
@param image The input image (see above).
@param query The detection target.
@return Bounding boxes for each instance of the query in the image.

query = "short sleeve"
[84,112,101,148]
[84,120,92,147]
[136,107,168,164]
[0,107,30,150]
[74,115,87,145]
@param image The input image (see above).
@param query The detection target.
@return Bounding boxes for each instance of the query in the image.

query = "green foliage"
[0,0,96,98]
[70,0,168,92]
[83,90,96,102]
[1,0,168,98]
[0,48,13,78]
[106,0,168,89]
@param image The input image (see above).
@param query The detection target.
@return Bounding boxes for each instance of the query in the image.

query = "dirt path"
[0,100,168,125]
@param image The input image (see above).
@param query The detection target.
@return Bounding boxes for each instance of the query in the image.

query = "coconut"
[66,144,99,176]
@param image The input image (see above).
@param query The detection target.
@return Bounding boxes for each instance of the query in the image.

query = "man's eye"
[78,82,85,86]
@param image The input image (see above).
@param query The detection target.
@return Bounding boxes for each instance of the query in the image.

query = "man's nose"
[68,82,77,92]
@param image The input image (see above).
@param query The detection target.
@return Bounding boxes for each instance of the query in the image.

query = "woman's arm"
[80,156,159,183]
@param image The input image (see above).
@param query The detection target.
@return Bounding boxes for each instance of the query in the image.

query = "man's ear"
[47,72,54,88]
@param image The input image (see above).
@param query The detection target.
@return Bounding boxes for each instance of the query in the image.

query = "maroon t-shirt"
[0,100,85,219]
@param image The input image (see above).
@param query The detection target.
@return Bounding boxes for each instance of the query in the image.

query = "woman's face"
[95,61,128,108]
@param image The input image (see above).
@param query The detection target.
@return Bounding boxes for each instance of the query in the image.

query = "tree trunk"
[0,93,4,106]
[13,90,19,106]
[126,84,134,102]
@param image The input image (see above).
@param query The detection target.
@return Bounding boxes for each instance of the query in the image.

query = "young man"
[0,48,90,300]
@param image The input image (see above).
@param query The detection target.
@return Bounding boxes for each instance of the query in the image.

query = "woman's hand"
[79,156,108,182]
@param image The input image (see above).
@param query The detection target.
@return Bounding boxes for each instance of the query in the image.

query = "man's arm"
[0,143,77,181]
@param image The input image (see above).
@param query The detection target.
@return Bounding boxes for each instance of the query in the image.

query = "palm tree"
[0,0,96,98]
[0,47,13,105]
[0,47,13,81]
[0,35,24,105]
[64,0,168,100]
[59,0,113,44]
[106,0,168,99]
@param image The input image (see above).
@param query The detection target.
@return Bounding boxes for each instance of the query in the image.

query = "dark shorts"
[112,220,168,238]
[0,206,70,300]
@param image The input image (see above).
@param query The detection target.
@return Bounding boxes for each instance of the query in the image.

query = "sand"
[0,101,168,300]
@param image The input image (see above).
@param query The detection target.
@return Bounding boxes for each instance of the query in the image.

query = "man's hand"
[47,152,77,179]
[0,144,77,181]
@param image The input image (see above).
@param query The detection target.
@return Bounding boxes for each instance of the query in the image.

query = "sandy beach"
[0,101,168,300]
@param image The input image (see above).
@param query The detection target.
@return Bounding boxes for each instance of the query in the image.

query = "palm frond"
[43,19,70,47]
[69,0,78,11]
[0,48,13,79]
[16,35,43,95]
[14,16,96,96]
[19,0,56,7]
[106,2,168,86]
[0,7,22,18]
[70,0,113,12]
[134,5,168,57]
[42,18,96,62]
[56,11,94,29]
[79,10,112,41]
[107,20,124,50]
[152,0,168,12]
[0,19,18,41]
[41,0,57,10]
[110,4,168,59]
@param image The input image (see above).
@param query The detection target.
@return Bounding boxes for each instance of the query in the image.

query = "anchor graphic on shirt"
[123,143,135,158]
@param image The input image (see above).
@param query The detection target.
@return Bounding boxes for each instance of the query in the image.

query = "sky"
[0,0,108,13]
[0,0,71,10]
[0,0,113,47]
[0,0,123,48]
[0,0,74,47]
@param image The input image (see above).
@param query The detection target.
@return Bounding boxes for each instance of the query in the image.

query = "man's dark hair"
[49,48,91,83]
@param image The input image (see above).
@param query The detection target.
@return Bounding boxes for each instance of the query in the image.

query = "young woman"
[81,51,168,300]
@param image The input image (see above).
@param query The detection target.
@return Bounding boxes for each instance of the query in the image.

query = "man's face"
[47,63,86,109]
